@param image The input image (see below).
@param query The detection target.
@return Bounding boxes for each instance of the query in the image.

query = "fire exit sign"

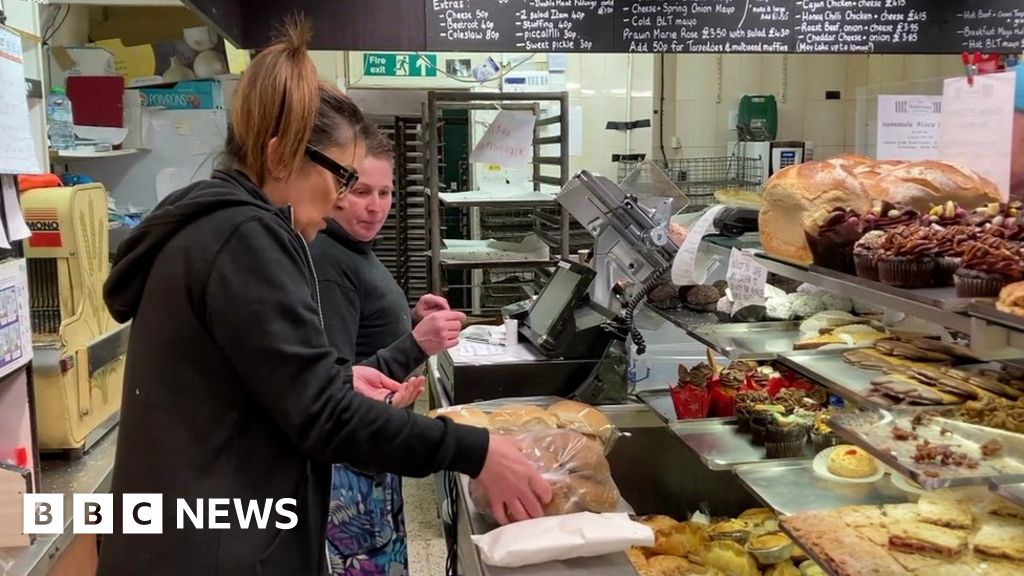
[363,53,437,77]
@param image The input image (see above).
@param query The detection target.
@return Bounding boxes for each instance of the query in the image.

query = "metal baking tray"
[637,389,735,425]
[734,461,910,517]
[988,475,1024,508]
[778,522,840,576]
[688,321,805,361]
[830,410,1024,490]
[777,349,989,410]
[807,265,973,313]
[669,419,813,471]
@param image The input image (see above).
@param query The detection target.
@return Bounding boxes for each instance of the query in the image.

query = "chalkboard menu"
[423,0,1024,54]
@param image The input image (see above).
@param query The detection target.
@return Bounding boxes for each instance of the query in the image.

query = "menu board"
[424,0,1024,54]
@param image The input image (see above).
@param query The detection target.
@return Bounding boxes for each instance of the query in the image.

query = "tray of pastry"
[988,476,1024,509]
[687,321,807,361]
[669,419,814,471]
[782,487,1024,576]
[829,410,1024,490]
[735,460,909,516]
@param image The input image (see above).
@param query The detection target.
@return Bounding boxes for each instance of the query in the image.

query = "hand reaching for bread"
[475,434,553,524]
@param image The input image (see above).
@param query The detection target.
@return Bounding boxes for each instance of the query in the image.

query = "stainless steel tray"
[777,349,989,410]
[988,475,1024,508]
[969,301,1024,333]
[778,522,839,576]
[689,321,805,361]
[830,410,1024,490]
[669,419,812,471]
[734,461,910,517]
[638,389,735,425]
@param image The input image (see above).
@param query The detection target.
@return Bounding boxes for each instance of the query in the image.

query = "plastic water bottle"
[46,87,75,151]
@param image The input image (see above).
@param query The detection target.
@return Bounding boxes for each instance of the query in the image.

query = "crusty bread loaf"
[488,404,558,431]
[758,161,871,264]
[547,400,614,443]
[869,160,1002,210]
[824,153,875,169]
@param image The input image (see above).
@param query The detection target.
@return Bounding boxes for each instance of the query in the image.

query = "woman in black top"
[312,131,464,575]
[98,19,549,576]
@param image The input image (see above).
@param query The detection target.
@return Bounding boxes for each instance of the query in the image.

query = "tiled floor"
[406,396,448,575]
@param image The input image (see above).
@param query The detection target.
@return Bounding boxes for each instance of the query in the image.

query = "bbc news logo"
[23,495,298,535]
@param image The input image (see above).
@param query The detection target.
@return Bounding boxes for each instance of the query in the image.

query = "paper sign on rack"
[469,110,535,169]
[726,248,768,310]
[939,71,1016,199]
[876,95,942,161]
[0,27,42,175]
[671,205,726,286]
[1,176,30,242]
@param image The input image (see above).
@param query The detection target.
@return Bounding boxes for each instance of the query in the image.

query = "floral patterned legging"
[326,464,407,576]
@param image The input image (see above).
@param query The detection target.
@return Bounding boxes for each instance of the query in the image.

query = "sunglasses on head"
[305,145,359,196]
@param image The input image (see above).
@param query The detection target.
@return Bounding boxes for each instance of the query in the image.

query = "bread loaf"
[429,406,491,428]
[488,404,558,431]
[758,161,871,264]
[547,400,615,444]
[869,160,1001,210]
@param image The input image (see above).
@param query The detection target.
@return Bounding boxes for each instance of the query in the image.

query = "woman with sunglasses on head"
[311,131,464,575]
[98,18,550,576]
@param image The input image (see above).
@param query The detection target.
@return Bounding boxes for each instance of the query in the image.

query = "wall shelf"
[50,148,141,160]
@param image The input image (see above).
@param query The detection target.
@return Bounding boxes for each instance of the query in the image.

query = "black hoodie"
[99,169,487,576]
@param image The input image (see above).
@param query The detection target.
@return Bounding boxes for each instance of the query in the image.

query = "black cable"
[622,263,672,356]
[44,5,70,46]
[444,471,459,576]
[659,56,668,162]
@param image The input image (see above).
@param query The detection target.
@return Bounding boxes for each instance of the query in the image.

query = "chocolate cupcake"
[954,239,1024,298]
[921,201,968,228]
[853,230,886,281]
[864,200,920,232]
[805,208,863,274]
[735,390,770,432]
[750,404,785,445]
[932,225,979,287]
[876,227,937,288]
[765,414,809,458]
[810,413,839,452]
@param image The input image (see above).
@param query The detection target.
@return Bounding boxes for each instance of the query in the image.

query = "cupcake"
[765,414,809,458]
[966,201,1023,228]
[773,388,806,414]
[853,230,886,281]
[810,412,839,452]
[876,227,937,288]
[954,239,1024,298]
[920,201,968,228]
[932,225,979,286]
[805,208,863,274]
[735,390,771,432]
[864,200,920,231]
[751,404,786,445]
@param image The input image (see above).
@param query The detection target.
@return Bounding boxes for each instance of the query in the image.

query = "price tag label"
[726,248,768,310]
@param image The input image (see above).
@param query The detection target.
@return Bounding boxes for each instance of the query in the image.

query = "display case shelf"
[989,477,1024,508]
[435,190,559,208]
[669,420,813,471]
[734,461,909,516]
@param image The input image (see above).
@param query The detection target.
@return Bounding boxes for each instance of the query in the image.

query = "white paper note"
[671,205,726,286]
[470,110,536,169]
[569,106,582,157]
[0,28,42,174]
[726,248,768,310]
[1,175,31,241]
[876,95,942,161]
[939,71,1016,199]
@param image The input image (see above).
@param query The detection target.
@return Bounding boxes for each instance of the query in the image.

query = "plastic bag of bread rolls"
[546,399,620,453]
[469,428,624,523]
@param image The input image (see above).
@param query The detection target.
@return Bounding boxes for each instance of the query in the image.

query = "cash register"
[433,166,682,405]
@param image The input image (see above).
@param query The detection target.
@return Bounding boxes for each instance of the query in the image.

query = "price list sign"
[616,0,792,53]
[425,0,616,52]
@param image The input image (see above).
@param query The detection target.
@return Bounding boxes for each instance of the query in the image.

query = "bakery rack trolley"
[425,91,573,315]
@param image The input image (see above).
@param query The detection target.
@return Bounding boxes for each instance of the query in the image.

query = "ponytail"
[228,14,319,184]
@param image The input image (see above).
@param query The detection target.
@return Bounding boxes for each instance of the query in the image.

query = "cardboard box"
[137,76,238,111]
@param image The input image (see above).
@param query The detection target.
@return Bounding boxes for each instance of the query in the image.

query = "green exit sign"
[363,53,438,77]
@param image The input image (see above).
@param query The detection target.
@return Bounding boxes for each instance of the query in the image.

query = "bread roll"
[488,404,557,431]
[547,400,614,443]
[868,160,1001,211]
[759,161,871,264]
[430,406,491,428]
[997,281,1024,316]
